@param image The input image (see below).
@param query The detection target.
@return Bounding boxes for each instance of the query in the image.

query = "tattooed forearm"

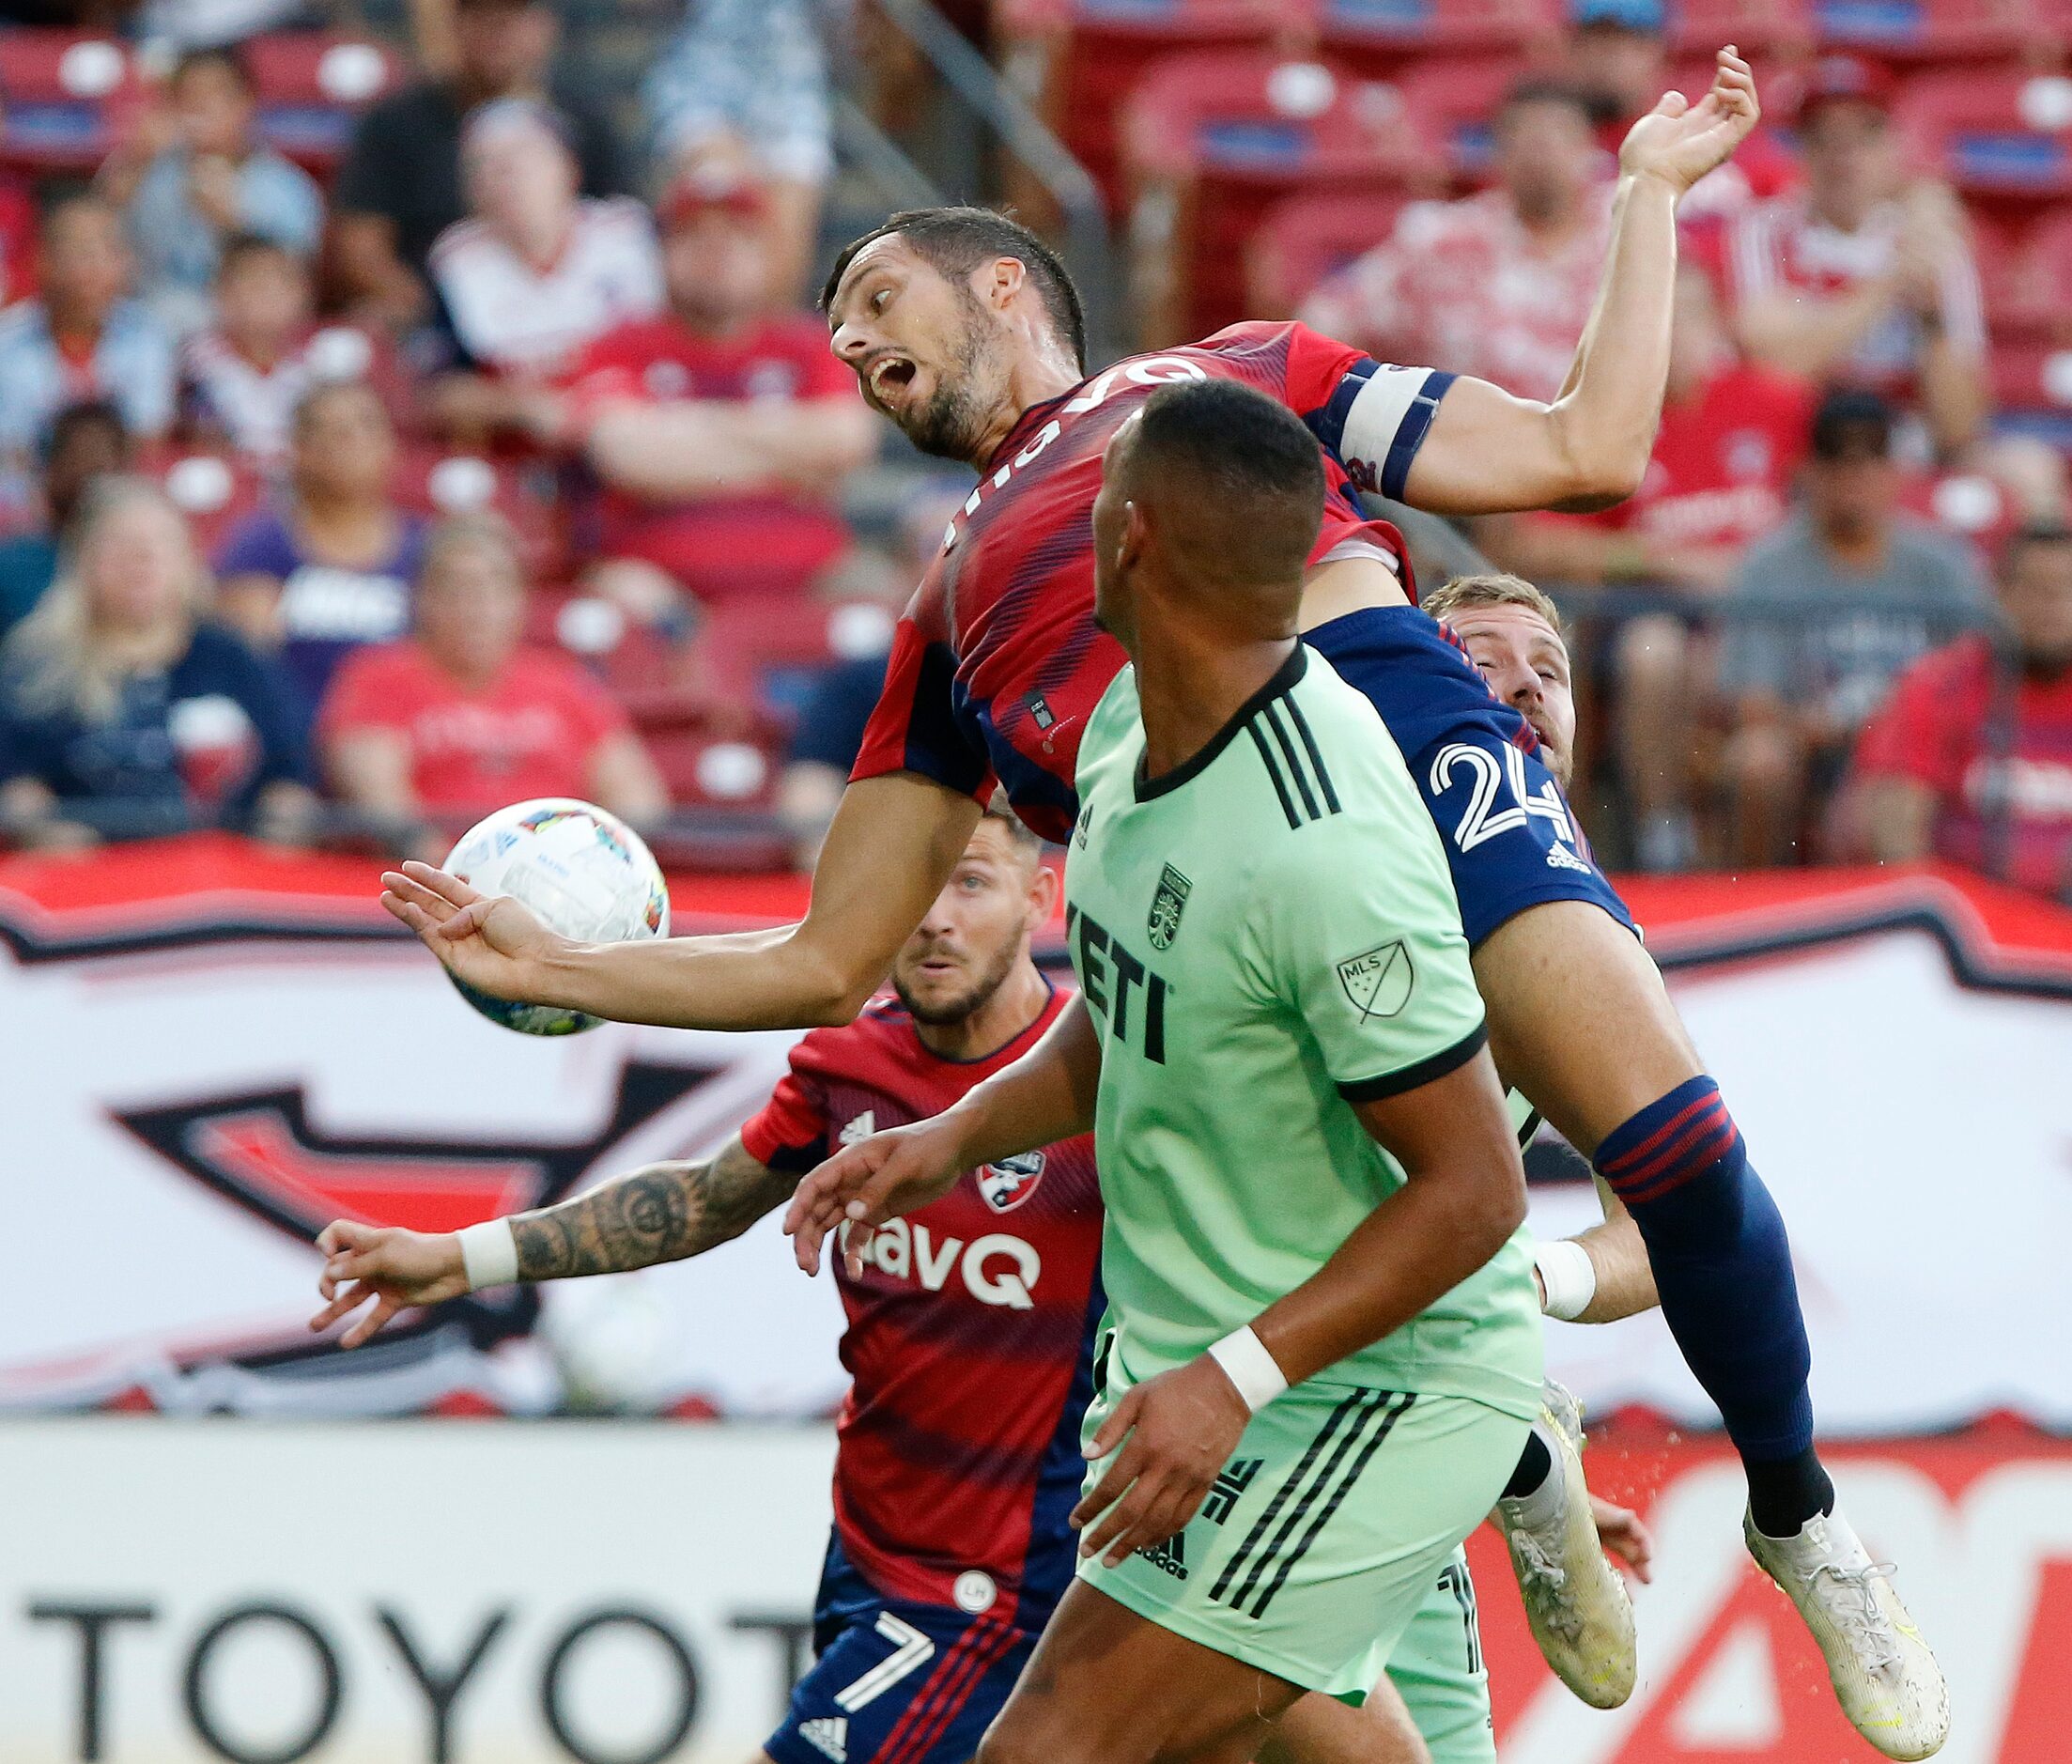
[510,1137,794,1281]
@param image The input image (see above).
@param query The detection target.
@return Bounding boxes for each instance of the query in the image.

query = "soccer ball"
[441,798,671,1036]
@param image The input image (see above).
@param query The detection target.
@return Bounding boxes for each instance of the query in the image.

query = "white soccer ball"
[441,798,670,1036]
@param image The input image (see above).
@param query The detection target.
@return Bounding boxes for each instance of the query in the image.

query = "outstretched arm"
[309,1135,795,1347]
[784,995,1104,1274]
[1400,49,1760,516]
[381,772,983,1030]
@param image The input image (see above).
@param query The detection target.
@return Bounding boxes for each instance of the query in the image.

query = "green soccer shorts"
[1368,1550,1498,1764]
[1077,1371,1529,1700]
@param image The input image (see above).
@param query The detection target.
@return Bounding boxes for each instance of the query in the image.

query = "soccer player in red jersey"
[373,50,1946,1756]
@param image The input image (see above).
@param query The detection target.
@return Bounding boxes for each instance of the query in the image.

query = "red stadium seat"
[241,32,404,176]
[1809,0,2035,64]
[395,447,563,576]
[1122,50,1443,338]
[1247,188,1409,313]
[621,686,786,814]
[1666,0,1817,59]
[995,0,1291,213]
[1987,339,2072,464]
[1898,70,2072,207]
[0,31,143,174]
[147,448,267,556]
[1321,0,1561,81]
[1396,56,1524,186]
[1978,208,2072,340]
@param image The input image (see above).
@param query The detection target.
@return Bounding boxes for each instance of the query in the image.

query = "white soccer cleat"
[1492,1378,1636,1709]
[1743,1506,1949,1760]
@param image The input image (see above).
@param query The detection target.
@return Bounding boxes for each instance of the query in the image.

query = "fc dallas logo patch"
[978,1150,1045,1213]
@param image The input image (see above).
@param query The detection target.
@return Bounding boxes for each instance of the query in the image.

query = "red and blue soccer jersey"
[739,983,1103,1632]
[851,321,1455,843]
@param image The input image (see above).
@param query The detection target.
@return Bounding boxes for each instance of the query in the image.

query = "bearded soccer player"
[319,804,1625,1764]
[373,49,1945,1756]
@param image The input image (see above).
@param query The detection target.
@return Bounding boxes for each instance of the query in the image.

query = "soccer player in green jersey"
[787,379,1546,1764]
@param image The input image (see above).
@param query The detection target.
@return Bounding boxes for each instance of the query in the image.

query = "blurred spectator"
[1727,57,1986,463]
[0,401,131,638]
[1563,0,1797,218]
[331,0,628,330]
[643,1,830,298]
[552,162,873,626]
[1852,526,2072,901]
[318,513,667,843]
[424,100,662,443]
[0,114,37,309]
[0,198,176,462]
[215,381,426,726]
[179,235,392,466]
[1719,390,1992,864]
[781,650,889,864]
[99,47,322,339]
[1299,81,1611,404]
[1497,265,1812,868]
[0,476,313,851]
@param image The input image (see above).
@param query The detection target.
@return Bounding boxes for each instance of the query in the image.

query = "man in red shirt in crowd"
[1498,263,1811,867]
[1854,524,2072,900]
[553,161,877,629]
[318,512,666,851]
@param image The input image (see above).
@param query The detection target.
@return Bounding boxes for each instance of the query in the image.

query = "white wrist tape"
[456,1218,519,1292]
[1534,1238,1598,1322]
[1207,1325,1289,1413]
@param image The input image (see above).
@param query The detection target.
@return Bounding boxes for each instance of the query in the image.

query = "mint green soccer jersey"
[1063,645,1542,1420]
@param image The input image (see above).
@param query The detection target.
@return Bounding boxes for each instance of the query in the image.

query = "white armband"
[1534,1238,1598,1322]
[456,1218,519,1292]
[1337,364,1452,502]
[1207,1325,1289,1413]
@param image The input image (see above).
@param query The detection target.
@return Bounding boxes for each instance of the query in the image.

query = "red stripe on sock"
[1597,1091,1719,1175]
[1617,1123,1743,1206]
[1603,1098,1730,1192]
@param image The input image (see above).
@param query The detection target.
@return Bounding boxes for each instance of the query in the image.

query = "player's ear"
[985,255,1027,315]
[1025,858,1060,926]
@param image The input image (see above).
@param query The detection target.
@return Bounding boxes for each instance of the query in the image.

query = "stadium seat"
[242,32,404,176]
[623,688,787,813]
[1666,0,1817,59]
[395,447,564,575]
[1397,56,1526,186]
[1122,50,1443,338]
[1978,207,2072,340]
[1321,0,1561,81]
[146,448,266,555]
[1247,188,1410,314]
[1898,70,2072,207]
[0,30,142,174]
[994,0,1291,214]
[1810,0,2036,64]
[1988,338,2072,423]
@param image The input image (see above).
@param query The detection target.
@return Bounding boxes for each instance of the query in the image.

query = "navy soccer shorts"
[1307,605,1635,949]
[766,1538,1038,1764]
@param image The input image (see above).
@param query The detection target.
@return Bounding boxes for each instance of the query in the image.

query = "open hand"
[1071,1357,1252,1567]
[380,860,566,1004]
[1618,47,1760,199]
[308,1219,469,1347]
[783,1119,970,1275]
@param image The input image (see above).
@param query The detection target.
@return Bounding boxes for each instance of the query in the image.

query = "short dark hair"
[2002,522,2072,579]
[1499,77,1595,126]
[217,231,299,279]
[172,45,255,93]
[44,399,127,464]
[821,207,1087,371]
[1809,387,1895,461]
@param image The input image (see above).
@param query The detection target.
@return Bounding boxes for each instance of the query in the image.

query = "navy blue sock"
[1594,1075,1831,1531]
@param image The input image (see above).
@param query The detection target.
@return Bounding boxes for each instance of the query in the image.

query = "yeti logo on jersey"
[1147,864,1191,951]
[1337,941,1414,1021]
[979,1150,1045,1213]
[840,1110,876,1146]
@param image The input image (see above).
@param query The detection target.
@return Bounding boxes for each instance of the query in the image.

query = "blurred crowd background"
[0,0,2066,897]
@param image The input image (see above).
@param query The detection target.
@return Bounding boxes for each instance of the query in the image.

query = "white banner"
[0,1419,838,1764]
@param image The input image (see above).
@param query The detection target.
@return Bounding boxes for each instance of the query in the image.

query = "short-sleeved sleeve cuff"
[1336,1021,1488,1105]
[848,617,995,802]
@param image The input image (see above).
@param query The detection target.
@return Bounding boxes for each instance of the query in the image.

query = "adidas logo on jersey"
[1137,1532,1188,1580]
[840,1111,876,1146]
[799,1717,848,1761]
[1545,843,1594,874]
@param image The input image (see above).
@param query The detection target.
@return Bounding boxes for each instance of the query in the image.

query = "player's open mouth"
[867,356,918,404]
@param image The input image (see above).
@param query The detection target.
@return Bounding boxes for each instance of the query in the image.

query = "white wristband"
[456,1218,519,1292]
[1207,1325,1289,1413]
[1534,1238,1598,1322]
